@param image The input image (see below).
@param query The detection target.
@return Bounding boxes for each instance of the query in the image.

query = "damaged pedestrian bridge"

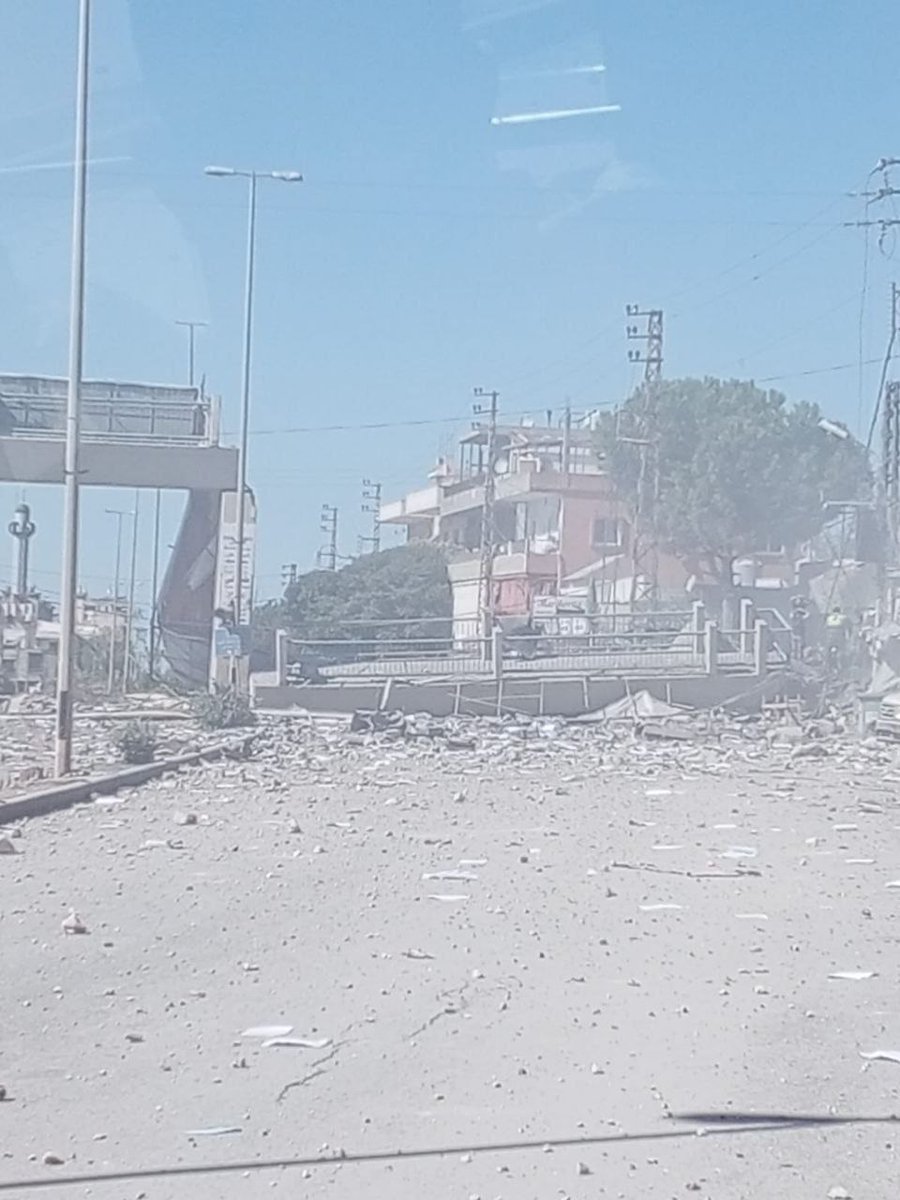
[257,604,791,718]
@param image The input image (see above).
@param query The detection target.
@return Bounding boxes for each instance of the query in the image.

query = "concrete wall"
[255,671,787,718]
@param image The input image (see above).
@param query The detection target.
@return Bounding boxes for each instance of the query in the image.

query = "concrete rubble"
[2,703,900,1197]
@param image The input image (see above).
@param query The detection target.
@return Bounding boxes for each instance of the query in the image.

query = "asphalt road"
[2,716,899,1199]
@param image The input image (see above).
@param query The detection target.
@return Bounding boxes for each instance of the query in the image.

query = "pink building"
[380,422,691,633]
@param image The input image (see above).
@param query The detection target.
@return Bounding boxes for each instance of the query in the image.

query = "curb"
[0,743,233,825]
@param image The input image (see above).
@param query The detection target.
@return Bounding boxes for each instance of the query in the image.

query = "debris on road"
[60,908,87,935]
[262,1036,332,1049]
[859,1050,900,1066]
[241,1024,294,1039]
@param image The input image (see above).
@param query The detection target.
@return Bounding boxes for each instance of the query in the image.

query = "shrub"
[114,719,158,764]
[193,689,257,731]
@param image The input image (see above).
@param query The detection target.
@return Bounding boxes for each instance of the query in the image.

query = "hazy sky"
[1,0,899,611]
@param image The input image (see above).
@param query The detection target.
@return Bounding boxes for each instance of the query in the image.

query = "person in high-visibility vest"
[825,605,851,669]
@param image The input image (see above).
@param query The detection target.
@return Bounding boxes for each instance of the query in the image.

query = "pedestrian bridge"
[0,374,240,688]
[0,374,236,490]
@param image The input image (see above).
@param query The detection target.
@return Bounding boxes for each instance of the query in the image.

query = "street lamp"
[104,506,133,694]
[55,0,91,776]
[205,165,302,640]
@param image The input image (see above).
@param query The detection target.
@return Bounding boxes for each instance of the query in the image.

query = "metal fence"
[275,606,771,682]
[3,395,217,446]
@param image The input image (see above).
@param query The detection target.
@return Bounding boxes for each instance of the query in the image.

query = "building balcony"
[440,466,610,517]
[379,483,441,526]
[447,544,560,582]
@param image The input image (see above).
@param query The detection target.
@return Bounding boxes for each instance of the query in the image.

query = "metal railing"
[3,396,218,446]
[273,605,773,683]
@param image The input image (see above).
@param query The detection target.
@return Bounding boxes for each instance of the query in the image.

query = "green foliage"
[113,719,158,765]
[193,688,257,730]
[270,542,452,642]
[596,378,872,582]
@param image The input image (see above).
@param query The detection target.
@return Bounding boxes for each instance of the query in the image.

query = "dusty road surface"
[2,714,900,1199]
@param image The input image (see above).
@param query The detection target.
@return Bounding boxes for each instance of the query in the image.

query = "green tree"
[597,377,872,584]
[260,542,452,643]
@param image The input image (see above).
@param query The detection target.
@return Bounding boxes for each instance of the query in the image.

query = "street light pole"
[204,165,302,637]
[122,492,140,693]
[55,0,91,776]
[105,508,129,694]
[235,170,257,630]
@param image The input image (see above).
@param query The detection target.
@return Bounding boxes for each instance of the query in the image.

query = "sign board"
[214,628,243,658]
[532,594,589,618]
[214,491,257,629]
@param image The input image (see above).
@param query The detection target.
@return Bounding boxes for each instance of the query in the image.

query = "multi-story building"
[380,420,690,633]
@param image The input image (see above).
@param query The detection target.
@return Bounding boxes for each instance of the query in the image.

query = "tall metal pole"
[149,488,161,681]
[205,164,301,674]
[106,510,125,694]
[123,491,140,693]
[474,387,499,644]
[55,0,91,777]
[234,172,257,629]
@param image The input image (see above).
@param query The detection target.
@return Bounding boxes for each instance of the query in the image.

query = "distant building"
[380,421,691,634]
[0,590,129,694]
[381,419,813,635]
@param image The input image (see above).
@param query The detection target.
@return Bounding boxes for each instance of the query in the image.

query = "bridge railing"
[3,395,219,446]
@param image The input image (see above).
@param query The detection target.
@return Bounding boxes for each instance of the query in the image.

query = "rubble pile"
[2,697,900,1198]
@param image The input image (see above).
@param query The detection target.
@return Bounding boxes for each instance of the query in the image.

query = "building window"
[591,517,625,550]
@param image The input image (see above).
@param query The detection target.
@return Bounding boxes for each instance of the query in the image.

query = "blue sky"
[1,0,899,612]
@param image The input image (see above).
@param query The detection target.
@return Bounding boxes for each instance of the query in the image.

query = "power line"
[244,404,615,438]
[755,356,883,384]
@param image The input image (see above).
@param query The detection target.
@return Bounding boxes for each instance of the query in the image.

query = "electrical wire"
[245,402,617,438]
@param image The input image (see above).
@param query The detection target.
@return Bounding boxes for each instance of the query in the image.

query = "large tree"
[258,542,452,643]
[596,377,872,584]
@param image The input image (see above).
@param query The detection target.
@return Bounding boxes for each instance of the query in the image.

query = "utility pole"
[104,507,130,694]
[359,479,382,555]
[122,492,140,693]
[624,304,665,604]
[626,305,664,383]
[281,562,298,588]
[55,0,91,777]
[473,387,500,640]
[848,159,900,250]
[9,502,36,598]
[556,404,571,595]
[148,487,162,682]
[880,283,900,615]
[317,505,339,571]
